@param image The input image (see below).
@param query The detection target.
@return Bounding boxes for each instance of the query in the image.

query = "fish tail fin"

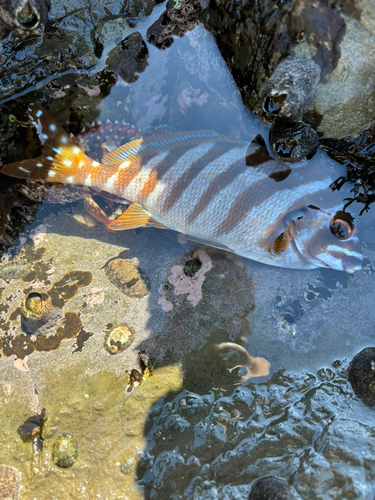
[1,104,90,184]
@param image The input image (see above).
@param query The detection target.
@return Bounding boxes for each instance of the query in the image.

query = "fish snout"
[342,254,363,273]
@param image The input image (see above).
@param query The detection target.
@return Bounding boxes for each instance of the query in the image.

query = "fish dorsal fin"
[107,203,167,231]
[102,130,233,165]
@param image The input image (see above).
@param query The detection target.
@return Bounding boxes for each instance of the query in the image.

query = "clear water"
[0,3,375,499]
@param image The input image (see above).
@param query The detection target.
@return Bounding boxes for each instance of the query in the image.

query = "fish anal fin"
[83,196,112,228]
[107,203,167,231]
[102,130,235,166]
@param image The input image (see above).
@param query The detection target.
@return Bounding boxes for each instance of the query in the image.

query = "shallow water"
[0,3,375,499]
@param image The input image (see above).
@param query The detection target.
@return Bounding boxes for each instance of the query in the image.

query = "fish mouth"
[341,255,363,274]
[307,251,363,273]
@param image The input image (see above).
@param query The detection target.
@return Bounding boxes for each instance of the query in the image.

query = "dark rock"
[147,0,206,49]
[106,32,149,83]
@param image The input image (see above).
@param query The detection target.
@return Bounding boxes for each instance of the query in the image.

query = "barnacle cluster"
[260,56,321,163]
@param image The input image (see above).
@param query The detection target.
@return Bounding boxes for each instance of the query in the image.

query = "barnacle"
[348,347,375,406]
[269,118,318,163]
[249,476,302,500]
[260,56,321,122]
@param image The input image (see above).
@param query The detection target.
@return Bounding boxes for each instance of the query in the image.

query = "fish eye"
[330,212,354,239]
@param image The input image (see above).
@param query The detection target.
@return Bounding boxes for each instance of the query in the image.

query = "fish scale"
[1,103,363,272]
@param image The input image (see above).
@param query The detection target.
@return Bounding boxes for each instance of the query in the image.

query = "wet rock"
[348,347,375,406]
[147,0,207,49]
[104,323,135,354]
[0,0,48,36]
[0,0,157,102]
[260,56,321,122]
[269,119,318,163]
[249,476,302,500]
[0,464,21,500]
[52,434,78,468]
[104,258,150,298]
[137,360,375,499]
[106,32,149,84]
[17,408,46,442]
[206,0,375,138]
[314,12,375,138]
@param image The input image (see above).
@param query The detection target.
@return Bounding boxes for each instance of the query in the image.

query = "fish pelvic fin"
[1,104,91,184]
[107,203,167,231]
[102,130,236,166]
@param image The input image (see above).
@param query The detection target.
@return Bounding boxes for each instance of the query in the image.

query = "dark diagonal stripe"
[187,157,249,223]
[162,142,238,212]
[137,146,196,204]
[216,166,333,236]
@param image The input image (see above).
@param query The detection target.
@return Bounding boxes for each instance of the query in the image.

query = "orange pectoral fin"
[273,227,292,255]
[107,203,167,231]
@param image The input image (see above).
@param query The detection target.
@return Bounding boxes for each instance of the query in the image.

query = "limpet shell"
[52,434,78,468]
[104,324,135,354]
[348,347,375,406]
[104,258,149,298]
[21,290,53,334]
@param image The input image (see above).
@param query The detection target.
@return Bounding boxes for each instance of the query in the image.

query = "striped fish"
[1,104,363,272]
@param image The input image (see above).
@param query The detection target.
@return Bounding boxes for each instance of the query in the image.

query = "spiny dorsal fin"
[101,130,236,165]
[1,104,89,184]
[107,203,167,231]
